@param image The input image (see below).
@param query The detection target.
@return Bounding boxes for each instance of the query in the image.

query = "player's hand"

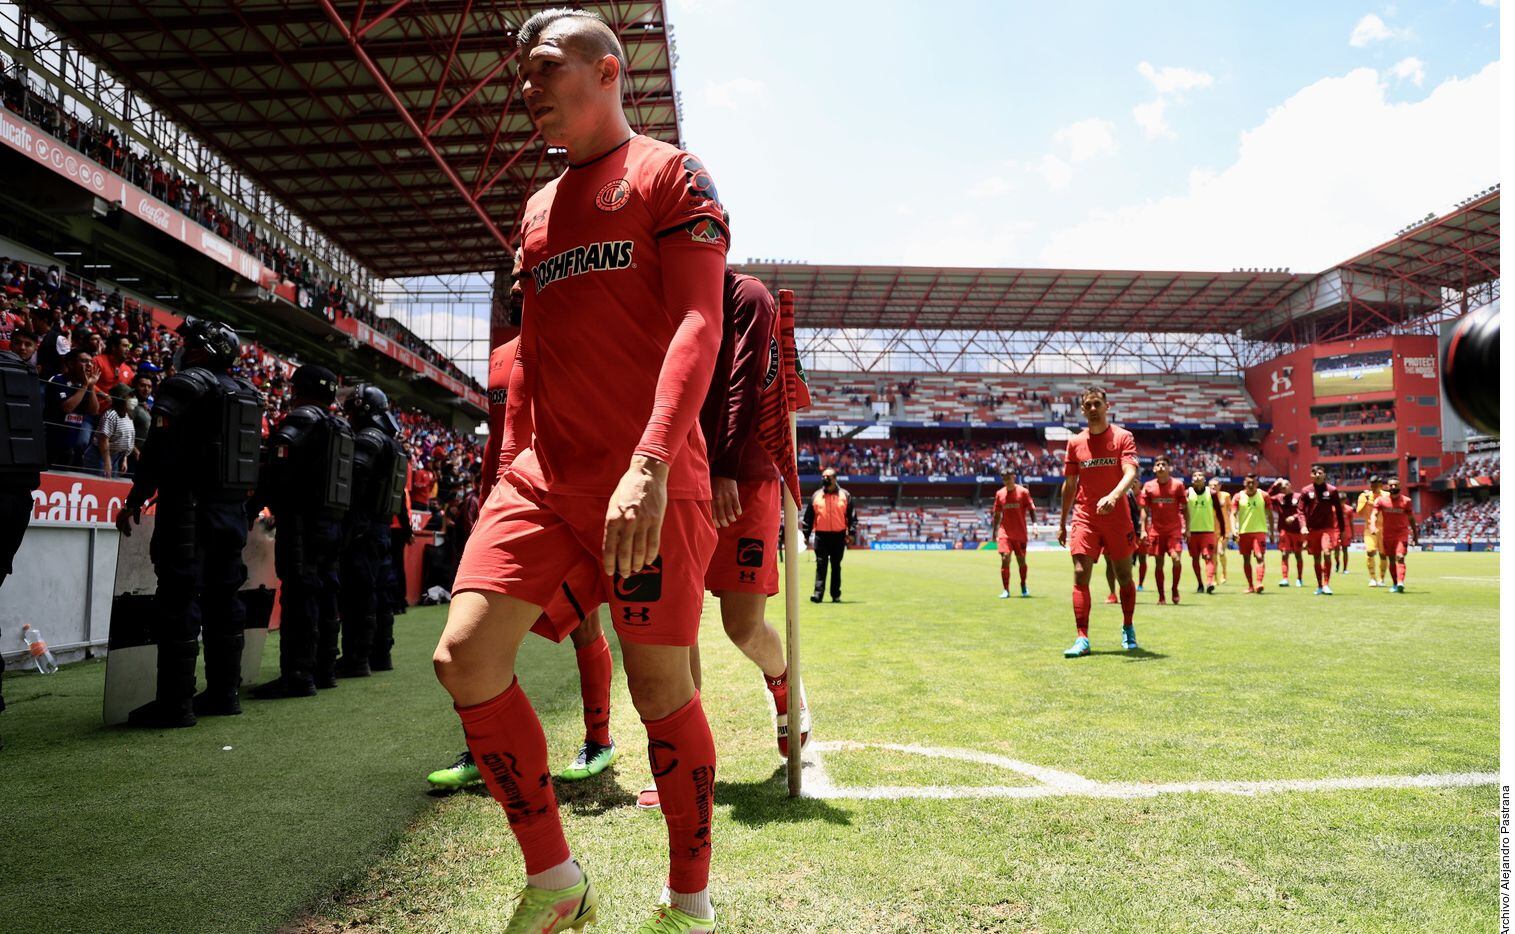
[1095,493,1118,515]
[604,454,669,578]
[115,503,140,537]
[712,476,742,528]
[1057,525,1067,547]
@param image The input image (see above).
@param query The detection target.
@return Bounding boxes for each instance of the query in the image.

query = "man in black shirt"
[42,348,99,468]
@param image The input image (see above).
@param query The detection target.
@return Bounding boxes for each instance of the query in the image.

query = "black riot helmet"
[175,315,241,370]
[343,382,401,435]
[291,364,340,406]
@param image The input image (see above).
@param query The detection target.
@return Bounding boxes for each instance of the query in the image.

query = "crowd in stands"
[803,434,1262,480]
[1315,402,1395,427]
[1,71,477,391]
[802,371,1257,426]
[1445,450,1500,484]
[1420,498,1500,541]
[1313,431,1397,458]
[855,504,1004,547]
[5,256,482,492]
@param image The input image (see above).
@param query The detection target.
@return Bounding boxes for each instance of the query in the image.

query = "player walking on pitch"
[992,469,1035,597]
[1299,465,1347,595]
[1058,387,1140,657]
[1229,474,1270,592]
[1139,454,1187,604]
[1371,478,1418,592]
[432,11,727,932]
[1357,475,1387,587]
[1185,470,1222,594]
[1208,477,1232,585]
[1334,494,1354,575]
[1270,478,1306,587]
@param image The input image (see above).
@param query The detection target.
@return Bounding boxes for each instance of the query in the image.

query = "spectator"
[42,348,100,468]
[94,332,134,393]
[130,372,155,466]
[91,384,136,478]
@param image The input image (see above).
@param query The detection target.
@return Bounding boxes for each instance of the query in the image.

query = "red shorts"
[1328,528,1343,549]
[1068,519,1136,562]
[1147,529,1183,557]
[1278,530,1304,552]
[1237,531,1267,559]
[454,470,717,646]
[1379,535,1409,557]
[996,533,1028,557]
[704,477,780,596]
[1304,528,1334,556]
[1187,531,1217,557]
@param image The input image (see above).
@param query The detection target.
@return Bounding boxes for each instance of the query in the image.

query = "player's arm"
[1096,436,1139,514]
[989,502,1001,531]
[710,279,776,526]
[1057,476,1076,546]
[499,331,532,476]
[1024,491,1037,523]
[1408,508,1419,544]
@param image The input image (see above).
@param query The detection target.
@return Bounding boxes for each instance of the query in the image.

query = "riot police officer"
[116,317,262,728]
[0,347,47,726]
[335,384,407,678]
[248,364,353,698]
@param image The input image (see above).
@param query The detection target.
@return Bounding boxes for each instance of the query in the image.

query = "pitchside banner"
[30,472,139,526]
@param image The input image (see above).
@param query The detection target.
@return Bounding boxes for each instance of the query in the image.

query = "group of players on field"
[990,388,1422,658]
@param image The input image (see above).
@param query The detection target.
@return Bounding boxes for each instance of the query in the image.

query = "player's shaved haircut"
[1081,386,1107,403]
[518,7,627,75]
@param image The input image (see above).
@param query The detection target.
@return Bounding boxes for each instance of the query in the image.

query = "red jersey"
[1339,499,1355,536]
[1299,483,1345,532]
[1271,491,1303,533]
[699,271,778,483]
[1063,424,1138,525]
[1139,477,1186,534]
[410,467,436,507]
[514,134,728,500]
[479,338,519,503]
[994,484,1035,539]
[1373,493,1413,536]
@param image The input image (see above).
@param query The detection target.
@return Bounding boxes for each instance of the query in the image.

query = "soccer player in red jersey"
[1298,465,1347,595]
[1372,478,1419,592]
[992,469,1036,597]
[1058,387,1141,657]
[1139,454,1187,604]
[434,11,726,931]
[1333,496,1353,575]
[426,250,619,793]
[1269,478,1306,587]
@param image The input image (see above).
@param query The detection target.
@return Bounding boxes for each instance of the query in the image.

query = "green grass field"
[0,550,1498,932]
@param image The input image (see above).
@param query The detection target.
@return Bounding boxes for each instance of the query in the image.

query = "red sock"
[575,634,614,747]
[1171,560,1181,595]
[1137,560,1148,588]
[1001,566,1010,589]
[1018,562,1028,589]
[1154,563,1166,595]
[765,668,789,717]
[1072,584,1091,637]
[1313,558,1324,587]
[457,679,568,874]
[1322,558,1331,585]
[1254,561,1265,589]
[1280,556,1289,579]
[1119,581,1135,625]
[644,693,717,893]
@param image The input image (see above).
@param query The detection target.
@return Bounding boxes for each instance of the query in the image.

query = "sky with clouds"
[667,0,1501,273]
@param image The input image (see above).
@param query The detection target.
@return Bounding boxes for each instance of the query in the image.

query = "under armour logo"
[1271,367,1293,393]
[621,606,651,624]
[738,570,757,583]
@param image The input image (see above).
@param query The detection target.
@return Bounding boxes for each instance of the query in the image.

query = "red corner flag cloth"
[753,288,810,504]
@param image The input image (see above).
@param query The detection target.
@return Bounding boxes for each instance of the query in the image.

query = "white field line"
[801,740,1496,801]
[1437,575,1500,582]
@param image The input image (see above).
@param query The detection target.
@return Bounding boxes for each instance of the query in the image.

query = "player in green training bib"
[1229,474,1271,592]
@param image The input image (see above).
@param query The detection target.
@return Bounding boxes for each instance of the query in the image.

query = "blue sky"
[666,0,1500,271]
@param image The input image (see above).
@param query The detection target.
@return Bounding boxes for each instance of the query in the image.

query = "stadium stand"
[802,372,1258,425]
[1420,498,1500,541]
[856,504,996,546]
[1313,401,1395,427]
[1446,450,1500,484]
[1312,431,1398,457]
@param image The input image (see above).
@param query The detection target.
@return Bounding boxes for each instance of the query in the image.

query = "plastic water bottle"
[20,625,59,675]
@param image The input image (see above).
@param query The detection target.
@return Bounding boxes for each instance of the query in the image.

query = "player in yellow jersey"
[1228,474,1272,592]
[1356,475,1386,587]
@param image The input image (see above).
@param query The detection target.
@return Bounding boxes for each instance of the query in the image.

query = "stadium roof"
[732,189,1500,339]
[24,0,680,278]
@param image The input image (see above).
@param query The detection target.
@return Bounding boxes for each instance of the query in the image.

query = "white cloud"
[702,77,766,110]
[1349,13,1408,47]
[1478,0,1497,6]
[1389,56,1426,85]
[1053,118,1117,162]
[970,174,1017,198]
[1132,62,1213,140]
[1036,154,1073,189]
[1137,61,1214,94]
[1133,98,1172,139]
[1040,62,1500,271]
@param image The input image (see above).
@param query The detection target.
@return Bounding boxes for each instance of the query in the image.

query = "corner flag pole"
[783,408,804,797]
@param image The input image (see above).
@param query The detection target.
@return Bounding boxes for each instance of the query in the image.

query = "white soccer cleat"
[998,589,1011,599]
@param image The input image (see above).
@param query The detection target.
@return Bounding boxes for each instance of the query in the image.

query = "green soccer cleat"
[633,904,716,934]
[427,750,482,791]
[1063,636,1091,658]
[504,865,598,933]
[558,741,618,781]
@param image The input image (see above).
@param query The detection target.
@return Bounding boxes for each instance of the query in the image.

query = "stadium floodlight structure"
[731,190,1499,377]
